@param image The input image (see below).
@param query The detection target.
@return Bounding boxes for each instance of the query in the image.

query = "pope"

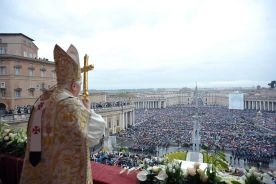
[20,44,106,184]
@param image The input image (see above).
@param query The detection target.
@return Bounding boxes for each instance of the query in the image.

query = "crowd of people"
[91,151,163,169]
[116,105,275,167]
[0,105,32,116]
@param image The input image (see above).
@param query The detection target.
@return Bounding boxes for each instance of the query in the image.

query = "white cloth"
[87,109,106,146]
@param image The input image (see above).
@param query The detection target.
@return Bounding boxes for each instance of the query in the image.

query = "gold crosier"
[81,54,94,100]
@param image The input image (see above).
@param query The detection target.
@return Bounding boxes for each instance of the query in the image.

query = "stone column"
[132,111,135,125]
[260,101,262,111]
[119,112,122,131]
[125,112,128,129]
[122,112,126,130]
[129,111,132,126]
[125,112,127,129]
[112,116,116,134]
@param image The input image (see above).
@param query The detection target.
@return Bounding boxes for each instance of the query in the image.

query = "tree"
[268,81,276,88]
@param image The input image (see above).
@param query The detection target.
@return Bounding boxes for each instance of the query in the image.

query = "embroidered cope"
[20,88,106,184]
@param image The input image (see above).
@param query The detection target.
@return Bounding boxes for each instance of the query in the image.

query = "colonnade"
[122,110,135,129]
[134,100,166,109]
[96,105,135,135]
[244,100,276,111]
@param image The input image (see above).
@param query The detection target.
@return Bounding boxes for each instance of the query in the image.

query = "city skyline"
[1,0,275,90]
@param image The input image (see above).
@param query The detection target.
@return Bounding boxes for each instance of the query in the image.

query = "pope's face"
[72,81,82,97]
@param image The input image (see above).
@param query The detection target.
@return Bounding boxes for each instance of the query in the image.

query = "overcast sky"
[1,0,275,90]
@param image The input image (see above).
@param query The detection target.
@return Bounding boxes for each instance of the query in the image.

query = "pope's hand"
[82,98,91,110]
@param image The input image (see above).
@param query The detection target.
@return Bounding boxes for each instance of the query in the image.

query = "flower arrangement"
[136,164,167,184]
[244,167,275,184]
[134,160,220,184]
[132,160,276,184]
[185,162,211,184]
[245,167,263,184]
[0,122,27,157]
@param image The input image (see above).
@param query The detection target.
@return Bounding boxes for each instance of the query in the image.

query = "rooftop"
[0,33,34,41]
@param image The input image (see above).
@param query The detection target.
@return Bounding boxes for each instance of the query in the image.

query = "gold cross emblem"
[81,54,94,99]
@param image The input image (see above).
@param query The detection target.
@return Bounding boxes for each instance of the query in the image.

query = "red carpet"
[0,154,138,184]
[92,162,138,184]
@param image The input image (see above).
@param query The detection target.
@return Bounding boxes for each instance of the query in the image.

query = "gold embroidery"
[62,112,76,122]
[20,90,92,184]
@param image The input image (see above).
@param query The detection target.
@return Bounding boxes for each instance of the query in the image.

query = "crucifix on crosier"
[81,54,94,100]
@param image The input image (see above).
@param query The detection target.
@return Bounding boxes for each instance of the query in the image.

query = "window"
[0,89,5,97]
[52,70,56,79]
[29,69,34,76]
[40,70,45,77]
[15,89,21,98]
[23,51,27,57]
[0,47,6,54]
[15,67,21,75]
[28,64,35,76]
[117,120,119,126]
[28,88,35,96]
[14,62,21,75]
[30,90,34,96]
[108,122,112,128]
[40,66,46,77]
[40,83,46,91]
[0,67,6,75]
[0,82,5,88]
